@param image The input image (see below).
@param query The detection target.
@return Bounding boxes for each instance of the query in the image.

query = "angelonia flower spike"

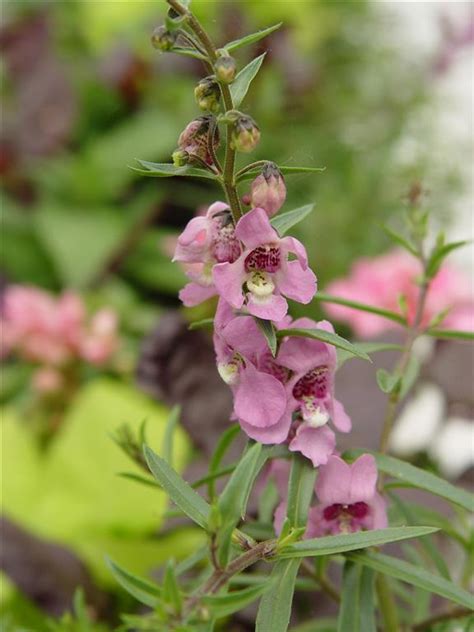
[113,3,474,628]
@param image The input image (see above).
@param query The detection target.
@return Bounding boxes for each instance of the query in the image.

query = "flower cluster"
[1,285,118,394]
[325,248,474,337]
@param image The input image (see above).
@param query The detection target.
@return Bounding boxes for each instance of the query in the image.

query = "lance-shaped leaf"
[230,53,266,107]
[133,160,217,180]
[270,204,314,237]
[285,455,317,530]
[144,445,210,528]
[338,562,376,632]
[163,560,182,615]
[428,328,474,341]
[382,225,418,256]
[207,423,240,500]
[376,369,401,394]
[188,317,214,331]
[276,327,371,361]
[347,450,474,512]
[171,46,208,61]
[256,317,277,357]
[202,581,274,618]
[238,165,325,182]
[106,558,161,607]
[314,292,407,326]
[337,341,403,369]
[279,526,438,558]
[224,23,282,52]
[256,559,301,632]
[426,239,471,279]
[348,551,473,608]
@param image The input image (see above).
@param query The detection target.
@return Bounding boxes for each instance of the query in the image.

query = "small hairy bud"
[151,25,176,51]
[177,115,220,165]
[250,162,286,217]
[194,76,221,113]
[172,149,189,167]
[230,115,260,153]
[214,53,237,84]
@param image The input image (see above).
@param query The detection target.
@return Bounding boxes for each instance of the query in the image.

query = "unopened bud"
[151,25,176,51]
[194,76,221,113]
[177,115,220,165]
[214,53,237,84]
[230,115,260,153]
[250,162,286,217]
[172,149,189,167]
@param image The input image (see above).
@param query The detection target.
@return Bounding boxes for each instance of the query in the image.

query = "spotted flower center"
[293,366,330,427]
[217,353,243,385]
[259,351,291,384]
[244,244,281,273]
[323,502,369,524]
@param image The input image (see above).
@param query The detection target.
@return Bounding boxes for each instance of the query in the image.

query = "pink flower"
[306,454,387,537]
[80,308,118,366]
[325,249,474,337]
[213,208,317,321]
[276,318,350,467]
[249,163,286,218]
[173,202,241,307]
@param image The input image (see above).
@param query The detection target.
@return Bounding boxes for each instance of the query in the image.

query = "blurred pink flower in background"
[1,286,118,371]
[324,249,474,337]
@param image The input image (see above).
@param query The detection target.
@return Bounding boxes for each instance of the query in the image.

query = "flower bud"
[214,53,237,84]
[177,115,219,165]
[250,162,286,217]
[194,76,221,113]
[230,115,260,153]
[172,149,189,167]
[151,25,176,51]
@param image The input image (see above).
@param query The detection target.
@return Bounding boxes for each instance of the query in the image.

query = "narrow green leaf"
[399,356,420,399]
[118,471,161,489]
[106,558,161,607]
[238,165,325,182]
[270,204,314,237]
[349,450,474,512]
[225,23,282,52]
[338,562,376,632]
[382,225,418,256]
[256,559,301,632]
[285,455,317,530]
[162,405,180,466]
[176,546,208,577]
[256,317,277,357]
[276,327,371,361]
[337,342,403,368]
[208,423,240,500]
[171,46,208,61]
[314,292,407,326]
[349,551,473,609]
[188,317,214,330]
[133,160,217,180]
[279,526,438,558]
[289,619,338,632]
[202,581,273,618]
[144,445,210,528]
[163,560,182,614]
[230,53,266,107]
[426,240,471,279]
[376,368,401,394]
[428,328,474,341]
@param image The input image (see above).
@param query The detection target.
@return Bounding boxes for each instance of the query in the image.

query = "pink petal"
[289,424,336,468]
[240,406,293,444]
[370,493,388,529]
[315,455,352,504]
[214,298,235,332]
[235,207,279,249]
[213,256,246,309]
[349,454,378,503]
[221,315,267,359]
[173,216,210,262]
[332,399,352,433]
[179,282,216,307]
[280,236,308,269]
[277,338,331,373]
[276,260,317,304]
[234,362,287,428]
[273,501,287,536]
[306,506,326,538]
[246,293,288,321]
[207,200,231,218]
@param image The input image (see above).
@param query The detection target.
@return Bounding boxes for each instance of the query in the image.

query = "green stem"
[376,574,400,632]
[167,0,242,222]
[235,160,270,180]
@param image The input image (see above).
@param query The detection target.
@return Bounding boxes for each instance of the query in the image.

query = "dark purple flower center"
[292,365,329,400]
[323,501,369,522]
[259,351,290,384]
[244,245,281,273]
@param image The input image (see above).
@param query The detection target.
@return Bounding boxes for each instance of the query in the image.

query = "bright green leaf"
[133,160,217,180]
[285,455,317,530]
[256,317,277,357]
[276,327,371,361]
[279,526,438,558]
[426,240,471,279]
[314,293,406,326]
[106,558,161,607]
[382,225,418,256]
[202,581,273,618]
[171,46,208,61]
[270,204,315,237]
[256,559,301,632]
[188,318,214,331]
[399,356,420,399]
[163,560,182,614]
[230,53,266,107]
[376,369,401,394]
[225,23,282,52]
[349,551,473,609]
[338,562,376,632]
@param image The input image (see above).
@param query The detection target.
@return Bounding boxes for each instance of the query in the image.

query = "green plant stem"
[412,606,472,631]
[235,159,270,180]
[182,539,277,618]
[167,0,242,222]
[376,574,400,632]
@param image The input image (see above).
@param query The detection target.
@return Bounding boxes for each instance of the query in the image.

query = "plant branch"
[412,606,472,631]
